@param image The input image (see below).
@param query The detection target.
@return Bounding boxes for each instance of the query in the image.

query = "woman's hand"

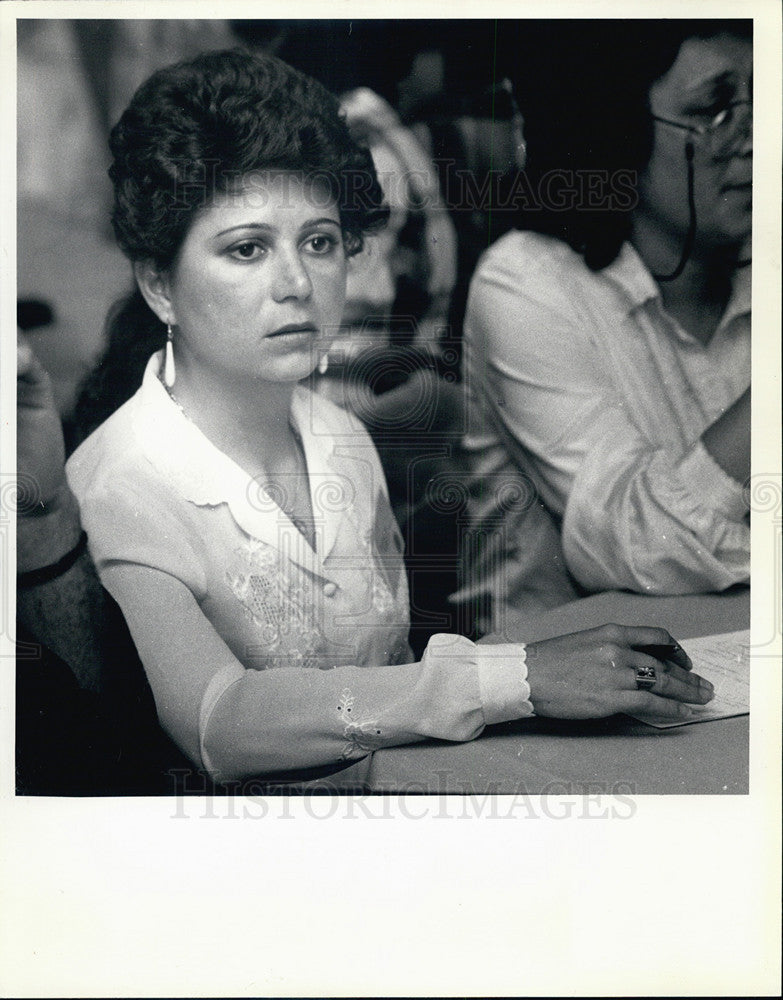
[525,623,713,721]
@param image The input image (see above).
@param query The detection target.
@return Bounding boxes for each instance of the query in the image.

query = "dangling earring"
[164,321,176,388]
[317,353,329,376]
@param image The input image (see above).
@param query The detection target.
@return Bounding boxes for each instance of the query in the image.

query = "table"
[364,588,750,794]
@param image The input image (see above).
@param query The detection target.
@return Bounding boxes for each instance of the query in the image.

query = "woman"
[65,50,712,783]
[462,21,752,606]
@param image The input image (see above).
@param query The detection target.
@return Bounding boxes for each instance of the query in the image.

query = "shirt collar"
[600,241,661,310]
[602,241,751,335]
[720,260,751,330]
[133,352,345,572]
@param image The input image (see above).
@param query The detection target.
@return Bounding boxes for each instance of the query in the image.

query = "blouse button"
[323,582,338,598]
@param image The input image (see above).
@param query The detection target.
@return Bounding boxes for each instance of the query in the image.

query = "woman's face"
[637,33,753,255]
[160,171,347,385]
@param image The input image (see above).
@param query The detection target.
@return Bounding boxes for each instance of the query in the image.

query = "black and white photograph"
[2,1,780,996]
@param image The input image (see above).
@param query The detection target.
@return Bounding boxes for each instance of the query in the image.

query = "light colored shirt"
[66,352,533,782]
[462,230,750,597]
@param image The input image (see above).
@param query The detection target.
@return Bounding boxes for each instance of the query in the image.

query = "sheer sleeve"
[99,560,532,782]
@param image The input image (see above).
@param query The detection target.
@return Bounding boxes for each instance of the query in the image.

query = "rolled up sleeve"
[563,434,749,594]
[463,234,750,596]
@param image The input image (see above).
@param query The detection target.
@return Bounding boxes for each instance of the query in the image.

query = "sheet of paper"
[629,629,749,729]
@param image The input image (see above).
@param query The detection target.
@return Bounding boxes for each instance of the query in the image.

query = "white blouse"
[66,352,533,782]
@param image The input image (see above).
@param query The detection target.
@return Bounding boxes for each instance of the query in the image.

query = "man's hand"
[17,332,68,512]
[16,334,105,692]
[17,333,82,571]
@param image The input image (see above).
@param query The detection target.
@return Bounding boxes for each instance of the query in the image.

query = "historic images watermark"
[166,163,639,215]
[166,769,639,821]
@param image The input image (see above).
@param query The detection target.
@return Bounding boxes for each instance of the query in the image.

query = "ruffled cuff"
[676,438,749,521]
[473,642,534,725]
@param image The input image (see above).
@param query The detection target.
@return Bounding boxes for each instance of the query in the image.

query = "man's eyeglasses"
[651,99,752,156]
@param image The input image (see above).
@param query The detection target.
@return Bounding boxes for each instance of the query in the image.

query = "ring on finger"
[635,664,657,691]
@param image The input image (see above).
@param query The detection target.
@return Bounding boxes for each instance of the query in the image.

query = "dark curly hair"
[73,49,388,444]
[498,19,752,270]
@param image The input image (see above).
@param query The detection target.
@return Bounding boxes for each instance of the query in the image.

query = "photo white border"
[1,1,780,996]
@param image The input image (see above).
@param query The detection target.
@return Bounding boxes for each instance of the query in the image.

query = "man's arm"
[16,334,105,692]
[701,386,750,488]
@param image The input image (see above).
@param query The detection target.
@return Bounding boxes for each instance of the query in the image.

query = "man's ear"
[134,261,175,326]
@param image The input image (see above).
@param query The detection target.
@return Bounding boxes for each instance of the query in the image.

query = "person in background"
[27,49,709,786]
[329,85,457,357]
[461,21,751,625]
